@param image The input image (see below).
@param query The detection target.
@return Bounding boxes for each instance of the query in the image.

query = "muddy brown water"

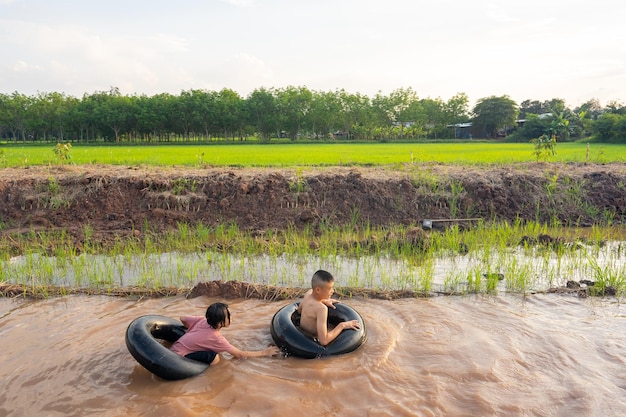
[1,294,625,416]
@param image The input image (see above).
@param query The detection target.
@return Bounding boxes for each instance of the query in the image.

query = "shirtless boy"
[297,270,361,346]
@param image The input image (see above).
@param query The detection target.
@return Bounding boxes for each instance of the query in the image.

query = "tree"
[173,91,196,140]
[614,115,626,142]
[182,89,217,140]
[543,98,567,115]
[472,95,518,138]
[388,87,419,138]
[572,99,602,138]
[370,91,395,127]
[547,111,571,141]
[604,100,626,115]
[444,93,470,125]
[276,86,312,140]
[27,92,52,141]
[368,88,421,140]
[216,88,245,140]
[574,98,603,120]
[337,90,370,140]
[94,88,135,142]
[27,92,73,141]
[1,92,31,141]
[419,97,447,138]
[81,87,136,142]
[134,93,176,141]
[511,113,551,142]
[592,113,620,142]
[519,100,546,119]
[308,90,343,139]
[246,87,279,141]
[50,92,75,141]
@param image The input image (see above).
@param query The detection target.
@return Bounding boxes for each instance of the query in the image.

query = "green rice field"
[1,141,625,167]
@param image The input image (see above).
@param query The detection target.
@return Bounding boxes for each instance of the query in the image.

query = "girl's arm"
[226,345,280,358]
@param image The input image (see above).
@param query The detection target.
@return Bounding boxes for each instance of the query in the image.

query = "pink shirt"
[170,316,234,356]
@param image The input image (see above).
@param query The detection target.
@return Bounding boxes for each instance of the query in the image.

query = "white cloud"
[0,0,625,105]
[11,60,41,72]
[0,16,200,95]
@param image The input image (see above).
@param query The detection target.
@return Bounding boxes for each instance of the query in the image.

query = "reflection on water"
[1,294,625,416]
[3,241,625,293]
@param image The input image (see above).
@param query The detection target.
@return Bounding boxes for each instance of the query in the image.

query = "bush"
[530,134,557,161]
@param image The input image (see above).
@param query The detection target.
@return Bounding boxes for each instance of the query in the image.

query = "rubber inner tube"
[270,302,366,359]
[125,315,209,380]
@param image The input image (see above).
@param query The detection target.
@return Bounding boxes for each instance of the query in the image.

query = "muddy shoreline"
[0,278,598,300]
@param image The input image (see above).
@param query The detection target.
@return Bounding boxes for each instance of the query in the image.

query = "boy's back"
[298,289,325,336]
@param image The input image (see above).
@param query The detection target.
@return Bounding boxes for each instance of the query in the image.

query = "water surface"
[4,240,625,293]
[1,294,625,416]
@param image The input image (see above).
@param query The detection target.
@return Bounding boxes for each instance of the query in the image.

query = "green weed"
[53,142,72,164]
[172,178,198,195]
[288,168,306,193]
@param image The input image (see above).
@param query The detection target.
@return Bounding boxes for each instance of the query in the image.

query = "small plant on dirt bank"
[196,152,205,167]
[53,142,72,164]
[33,176,70,209]
[407,167,442,194]
[172,178,198,195]
[288,168,306,193]
[449,180,465,218]
[530,134,557,161]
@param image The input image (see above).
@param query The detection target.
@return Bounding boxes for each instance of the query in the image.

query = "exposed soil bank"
[0,278,608,300]
[1,163,625,244]
[0,280,418,300]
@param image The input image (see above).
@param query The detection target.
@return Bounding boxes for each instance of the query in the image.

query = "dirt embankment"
[1,162,625,299]
[0,163,625,245]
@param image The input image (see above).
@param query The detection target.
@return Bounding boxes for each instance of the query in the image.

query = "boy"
[171,302,279,365]
[297,270,361,346]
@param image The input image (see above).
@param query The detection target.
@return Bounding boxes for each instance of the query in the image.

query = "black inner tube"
[125,315,210,381]
[270,303,366,359]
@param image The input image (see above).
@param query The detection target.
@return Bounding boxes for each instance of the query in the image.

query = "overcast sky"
[1,0,625,107]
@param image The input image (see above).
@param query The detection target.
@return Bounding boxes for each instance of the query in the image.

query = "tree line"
[0,86,625,144]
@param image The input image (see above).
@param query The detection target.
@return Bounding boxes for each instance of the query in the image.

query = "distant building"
[448,113,554,138]
[392,121,416,128]
[516,113,553,127]
[447,122,476,139]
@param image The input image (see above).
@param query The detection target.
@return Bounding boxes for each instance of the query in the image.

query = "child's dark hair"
[312,269,334,288]
[205,302,230,329]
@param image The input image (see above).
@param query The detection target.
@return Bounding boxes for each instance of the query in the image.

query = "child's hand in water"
[264,346,281,356]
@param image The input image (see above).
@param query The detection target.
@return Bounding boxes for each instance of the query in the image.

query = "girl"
[170,302,279,365]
